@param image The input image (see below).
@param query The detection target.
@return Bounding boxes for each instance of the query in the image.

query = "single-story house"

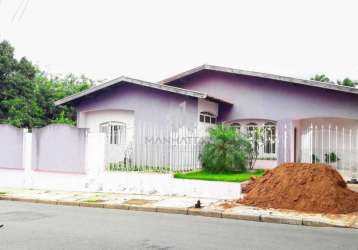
[55,65,358,172]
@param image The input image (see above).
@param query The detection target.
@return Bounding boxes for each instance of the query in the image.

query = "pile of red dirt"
[240,163,358,214]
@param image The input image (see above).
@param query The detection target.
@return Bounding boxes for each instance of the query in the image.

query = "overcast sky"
[0,0,357,83]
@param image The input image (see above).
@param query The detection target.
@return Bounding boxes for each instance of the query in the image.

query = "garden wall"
[0,124,25,170]
[0,126,241,199]
[32,125,88,173]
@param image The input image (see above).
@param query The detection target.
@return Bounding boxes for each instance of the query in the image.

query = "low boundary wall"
[0,131,241,199]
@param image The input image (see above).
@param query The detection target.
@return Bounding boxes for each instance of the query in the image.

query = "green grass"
[174,169,264,183]
[0,192,7,195]
[82,197,105,203]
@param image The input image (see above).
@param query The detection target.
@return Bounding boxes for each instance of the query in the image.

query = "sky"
[0,0,357,83]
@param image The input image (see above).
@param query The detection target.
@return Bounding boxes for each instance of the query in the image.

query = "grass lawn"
[174,169,264,183]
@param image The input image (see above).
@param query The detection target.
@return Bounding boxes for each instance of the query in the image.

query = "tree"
[310,74,330,83]
[336,78,357,87]
[245,126,266,170]
[0,40,93,128]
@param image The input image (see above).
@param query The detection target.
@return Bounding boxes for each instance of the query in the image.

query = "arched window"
[230,123,241,133]
[199,112,217,124]
[246,122,258,151]
[99,121,126,145]
[246,122,258,136]
[264,122,276,154]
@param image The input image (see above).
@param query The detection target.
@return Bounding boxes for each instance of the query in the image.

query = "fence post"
[85,132,106,190]
[23,129,33,188]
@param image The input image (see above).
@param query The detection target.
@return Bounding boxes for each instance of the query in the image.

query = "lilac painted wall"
[169,71,358,122]
[74,83,198,127]
[32,124,87,173]
[0,124,24,169]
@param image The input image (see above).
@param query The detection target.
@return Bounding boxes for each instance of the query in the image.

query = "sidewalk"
[0,187,357,229]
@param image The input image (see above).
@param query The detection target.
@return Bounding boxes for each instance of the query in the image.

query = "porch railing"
[300,124,358,180]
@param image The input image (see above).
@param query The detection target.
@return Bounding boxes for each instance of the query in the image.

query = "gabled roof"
[55,76,232,106]
[159,64,358,95]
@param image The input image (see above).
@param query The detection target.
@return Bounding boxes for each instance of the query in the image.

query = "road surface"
[0,200,357,250]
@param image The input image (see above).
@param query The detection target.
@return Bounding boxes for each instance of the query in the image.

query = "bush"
[200,125,251,173]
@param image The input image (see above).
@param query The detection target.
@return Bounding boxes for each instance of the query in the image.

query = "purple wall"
[75,83,199,127]
[0,124,24,169]
[32,124,87,173]
[169,71,358,121]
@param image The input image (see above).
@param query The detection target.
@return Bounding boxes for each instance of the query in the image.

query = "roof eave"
[160,64,358,96]
[54,76,208,106]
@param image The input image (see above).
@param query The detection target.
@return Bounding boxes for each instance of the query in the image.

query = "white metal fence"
[104,123,204,172]
[300,124,358,179]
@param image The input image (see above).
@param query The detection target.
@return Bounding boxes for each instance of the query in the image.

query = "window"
[246,122,259,152]
[199,112,217,124]
[230,123,241,133]
[264,122,276,154]
[246,122,258,136]
[99,121,126,145]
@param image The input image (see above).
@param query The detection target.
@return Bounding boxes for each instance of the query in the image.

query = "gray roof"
[159,64,358,95]
[55,76,232,106]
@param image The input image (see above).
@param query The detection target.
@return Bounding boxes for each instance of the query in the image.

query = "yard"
[174,169,264,183]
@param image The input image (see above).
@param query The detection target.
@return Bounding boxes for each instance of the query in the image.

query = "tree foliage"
[311,73,357,87]
[0,40,93,128]
[336,78,357,87]
[310,74,330,83]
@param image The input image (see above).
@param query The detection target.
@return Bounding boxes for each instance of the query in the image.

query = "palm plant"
[200,125,251,173]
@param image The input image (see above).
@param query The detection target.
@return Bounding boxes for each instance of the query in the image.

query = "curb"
[0,196,351,229]
[222,212,260,222]
[260,215,303,225]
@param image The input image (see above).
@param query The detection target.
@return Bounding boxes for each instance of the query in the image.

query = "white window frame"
[199,111,217,125]
[244,121,277,160]
[230,122,241,133]
[99,121,126,145]
[263,122,276,156]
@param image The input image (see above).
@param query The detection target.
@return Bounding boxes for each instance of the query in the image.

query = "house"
[55,65,358,173]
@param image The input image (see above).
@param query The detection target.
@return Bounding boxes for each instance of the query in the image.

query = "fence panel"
[104,123,203,172]
[0,124,24,169]
[32,124,88,173]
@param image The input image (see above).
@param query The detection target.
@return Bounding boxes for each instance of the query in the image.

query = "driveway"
[0,201,357,250]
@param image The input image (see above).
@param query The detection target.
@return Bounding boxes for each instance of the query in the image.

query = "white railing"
[104,124,204,172]
[300,124,358,180]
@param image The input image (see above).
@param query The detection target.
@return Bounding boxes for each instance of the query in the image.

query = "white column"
[85,132,106,191]
[23,129,33,188]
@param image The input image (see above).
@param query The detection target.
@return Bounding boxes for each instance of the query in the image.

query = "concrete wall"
[0,124,24,170]
[32,124,88,173]
[169,71,358,121]
[75,83,198,128]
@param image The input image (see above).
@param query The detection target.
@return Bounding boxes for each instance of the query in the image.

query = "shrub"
[200,125,251,173]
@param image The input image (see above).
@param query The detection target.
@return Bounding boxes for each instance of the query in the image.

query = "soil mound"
[240,163,358,214]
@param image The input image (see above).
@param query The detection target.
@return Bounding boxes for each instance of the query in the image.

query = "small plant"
[107,163,170,173]
[324,152,340,163]
[312,154,320,163]
[200,125,250,173]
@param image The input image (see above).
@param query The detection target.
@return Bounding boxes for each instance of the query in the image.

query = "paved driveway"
[0,201,357,250]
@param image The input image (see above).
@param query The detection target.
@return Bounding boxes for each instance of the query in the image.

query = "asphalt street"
[0,200,357,250]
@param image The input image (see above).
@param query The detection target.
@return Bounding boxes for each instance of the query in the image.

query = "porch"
[278,117,358,181]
